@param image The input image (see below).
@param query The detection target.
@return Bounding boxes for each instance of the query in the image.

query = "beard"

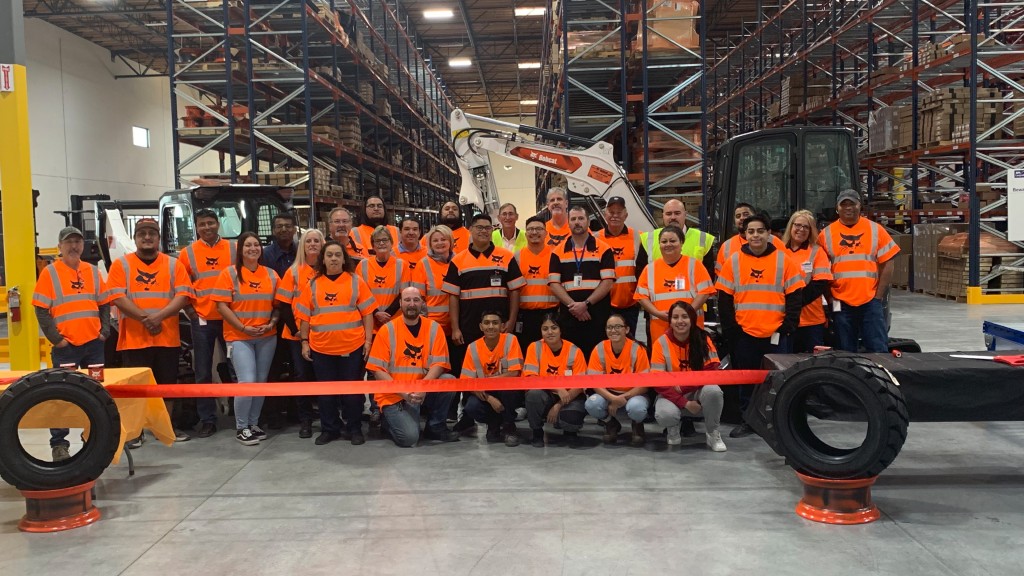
[363,215,387,228]
[440,215,463,229]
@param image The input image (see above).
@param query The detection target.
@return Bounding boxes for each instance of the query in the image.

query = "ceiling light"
[518,61,541,69]
[424,9,454,19]
[515,7,546,16]
[520,99,539,105]
[449,57,472,67]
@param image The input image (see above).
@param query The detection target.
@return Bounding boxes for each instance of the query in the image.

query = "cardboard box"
[890,233,912,288]
[913,223,966,293]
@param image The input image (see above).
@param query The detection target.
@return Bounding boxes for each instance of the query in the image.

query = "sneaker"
[298,421,313,439]
[707,430,727,452]
[515,407,527,421]
[630,422,646,446]
[369,411,382,431]
[530,429,545,448]
[51,445,71,462]
[666,424,682,446]
[249,425,267,441]
[681,419,697,437]
[125,434,144,450]
[602,418,622,444]
[454,415,477,437]
[174,429,192,442]
[236,428,259,446]
[564,431,581,448]
[501,423,521,447]
[485,422,502,443]
[729,422,755,439]
[196,422,217,438]
[350,430,366,446]
[315,431,341,445]
[423,426,460,442]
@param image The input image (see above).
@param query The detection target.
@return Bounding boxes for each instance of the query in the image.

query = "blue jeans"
[833,299,888,353]
[312,350,366,436]
[229,335,276,429]
[732,331,791,414]
[585,393,649,423]
[464,390,525,426]
[191,318,224,424]
[792,323,826,353]
[381,374,456,447]
[50,339,106,448]
[288,340,315,423]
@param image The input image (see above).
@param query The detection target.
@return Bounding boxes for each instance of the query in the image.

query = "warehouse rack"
[166,0,458,228]
[537,0,707,218]
[702,0,1024,302]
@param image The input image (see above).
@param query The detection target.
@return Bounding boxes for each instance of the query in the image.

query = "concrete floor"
[2,290,1024,576]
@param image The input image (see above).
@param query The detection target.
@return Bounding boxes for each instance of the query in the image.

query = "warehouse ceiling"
[22,0,760,118]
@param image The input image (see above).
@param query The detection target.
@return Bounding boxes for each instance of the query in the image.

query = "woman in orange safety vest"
[634,224,714,344]
[523,312,588,448]
[584,313,651,446]
[781,210,834,352]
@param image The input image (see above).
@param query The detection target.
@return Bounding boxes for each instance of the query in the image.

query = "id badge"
[490,272,502,287]
[573,274,583,288]
[198,317,208,326]
[801,261,813,274]
[226,343,233,359]
[565,369,573,376]
[674,277,686,291]
[770,332,780,346]
[832,300,842,312]
[515,321,523,333]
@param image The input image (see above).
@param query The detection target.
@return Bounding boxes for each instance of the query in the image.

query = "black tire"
[765,352,909,479]
[0,368,121,490]
[887,337,921,354]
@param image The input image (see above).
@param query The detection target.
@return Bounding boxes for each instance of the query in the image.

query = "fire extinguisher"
[7,286,21,323]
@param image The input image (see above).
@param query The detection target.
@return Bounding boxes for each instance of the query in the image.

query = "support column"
[0,0,41,369]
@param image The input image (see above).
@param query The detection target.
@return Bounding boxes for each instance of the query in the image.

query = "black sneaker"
[681,419,697,437]
[454,415,477,437]
[485,422,502,443]
[530,429,545,448]
[236,428,259,446]
[315,431,342,445]
[298,421,313,439]
[501,423,521,447]
[729,422,755,438]
[423,426,460,442]
[196,422,217,438]
[249,425,267,441]
[174,429,192,442]
[350,430,366,446]
[125,434,144,450]
[564,431,581,448]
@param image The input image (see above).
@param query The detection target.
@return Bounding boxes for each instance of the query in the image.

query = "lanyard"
[571,238,587,273]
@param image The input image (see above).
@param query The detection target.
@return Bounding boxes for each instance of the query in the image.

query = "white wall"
[468,116,540,220]
[21,19,199,246]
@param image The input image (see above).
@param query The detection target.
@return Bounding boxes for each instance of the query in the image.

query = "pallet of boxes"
[919,87,1002,147]
[935,232,1023,300]
[780,75,830,117]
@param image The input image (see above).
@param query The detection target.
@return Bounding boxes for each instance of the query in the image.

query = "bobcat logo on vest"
[527,265,541,276]
[408,261,418,270]
[749,269,765,282]
[612,246,624,258]
[490,254,504,264]
[374,275,387,287]
[69,278,86,292]
[547,234,567,246]
[609,367,623,374]
[247,281,261,290]
[839,233,863,253]
[485,360,499,374]
[403,343,423,363]
[205,256,219,267]
[135,270,158,290]
[324,292,338,304]
[663,278,676,289]
[545,365,560,375]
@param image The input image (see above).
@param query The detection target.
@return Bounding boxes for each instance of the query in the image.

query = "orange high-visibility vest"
[274,262,317,341]
[515,246,558,310]
[294,271,375,355]
[586,338,650,391]
[716,233,785,274]
[596,226,641,309]
[523,340,587,377]
[714,248,805,338]
[211,265,279,341]
[784,243,834,327]
[180,239,236,320]
[355,224,399,255]
[419,226,471,254]
[460,333,524,379]
[32,260,111,346]
[410,255,452,335]
[634,255,715,340]
[819,217,900,307]
[649,333,720,372]
[545,220,571,247]
[367,317,450,408]
[357,255,411,332]
[107,253,194,350]
[396,244,427,271]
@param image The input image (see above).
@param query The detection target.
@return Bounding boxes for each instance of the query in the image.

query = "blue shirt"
[261,240,297,278]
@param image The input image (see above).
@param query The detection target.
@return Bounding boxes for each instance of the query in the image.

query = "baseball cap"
[58,226,84,242]
[135,218,160,233]
[606,196,626,208]
[836,189,862,205]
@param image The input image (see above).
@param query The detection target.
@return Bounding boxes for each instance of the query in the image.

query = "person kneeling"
[461,310,525,447]
[585,314,651,446]
[523,313,588,448]
[367,287,459,447]
[651,301,726,452]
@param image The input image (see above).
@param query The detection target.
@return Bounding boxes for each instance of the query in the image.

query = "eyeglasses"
[470,225,491,231]
[526,227,546,233]
[792,223,811,231]
[606,324,627,331]
[373,238,392,245]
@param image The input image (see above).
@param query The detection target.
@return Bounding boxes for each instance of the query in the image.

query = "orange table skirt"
[0,368,175,464]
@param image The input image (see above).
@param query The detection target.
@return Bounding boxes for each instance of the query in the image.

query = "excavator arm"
[450,109,657,231]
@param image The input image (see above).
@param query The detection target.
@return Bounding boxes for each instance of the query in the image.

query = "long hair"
[314,240,356,278]
[781,209,818,247]
[235,232,262,278]
[293,228,325,276]
[667,300,709,371]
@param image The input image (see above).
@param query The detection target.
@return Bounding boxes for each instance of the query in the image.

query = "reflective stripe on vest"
[45,263,102,324]
[184,241,237,282]
[227,267,278,303]
[311,274,360,316]
[645,257,697,302]
[121,255,178,301]
[594,341,639,373]
[731,251,786,295]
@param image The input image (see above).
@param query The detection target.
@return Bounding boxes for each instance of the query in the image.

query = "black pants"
[311,350,365,435]
[516,308,553,353]
[558,301,610,357]
[464,391,525,425]
[122,346,180,384]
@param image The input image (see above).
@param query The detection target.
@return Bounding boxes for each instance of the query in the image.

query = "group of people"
[32,185,899,459]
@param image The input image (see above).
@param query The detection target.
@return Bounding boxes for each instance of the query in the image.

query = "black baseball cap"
[606,196,626,208]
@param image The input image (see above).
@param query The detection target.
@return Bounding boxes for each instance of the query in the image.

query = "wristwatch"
[584,300,592,308]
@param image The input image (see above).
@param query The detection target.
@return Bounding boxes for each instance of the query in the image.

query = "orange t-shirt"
[179,238,235,320]
[783,243,834,327]
[274,263,317,341]
[586,338,650,391]
[397,244,428,272]
[366,317,450,408]
[107,252,194,350]
[515,246,558,310]
[634,255,715,341]
[32,260,111,346]
[523,340,587,377]
[410,255,452,334]
[294,272,375,355]
[211,265,280,341]
[819,217,900,307]
[545,220,571,247]
[420,226,471,254]
[460,333,524,379]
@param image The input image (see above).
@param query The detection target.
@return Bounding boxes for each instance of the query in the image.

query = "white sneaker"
[706,430,727,452]
[666,424,682,446]
[515,407,527,422]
